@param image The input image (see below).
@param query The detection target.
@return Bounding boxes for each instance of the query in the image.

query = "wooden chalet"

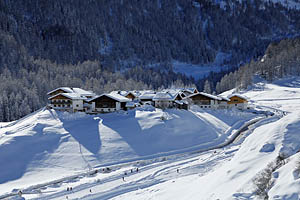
[48,93,86,112]
[186,92,221,109]
[153,90,188,109]
[227,94,248,109]
[88,93,131,113]
[138,91,156,106]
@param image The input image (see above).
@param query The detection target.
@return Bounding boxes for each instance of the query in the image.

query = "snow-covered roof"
[227,94,249,101]
[153,92,175,101]
[218,96,230,101]
[186,92,222,100]
[72,88,95,96]
[184,88,198,93]
[47,87,74,95]
[48,93,87,100]
[47,87,95,96]
[89,93,131,102]
[139,92,156,100]
[110,91,136,98]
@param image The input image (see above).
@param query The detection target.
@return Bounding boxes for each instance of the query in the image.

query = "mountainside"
[1,0,300,68]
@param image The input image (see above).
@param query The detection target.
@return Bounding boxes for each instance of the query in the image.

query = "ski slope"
[0,105,257,196]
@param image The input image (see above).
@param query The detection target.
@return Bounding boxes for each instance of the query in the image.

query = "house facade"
[48,93,86,112]
[186,92,221,109]
[88,93,131,113]
[227,94,248,109]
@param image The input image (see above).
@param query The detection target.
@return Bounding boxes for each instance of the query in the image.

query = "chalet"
[153,91,187,109]
[48,93,87,112]
[153,92,175,108]
[138,91,156,106]
[186,92,222,109]
[227,94,248,109]
[87,93,131,113]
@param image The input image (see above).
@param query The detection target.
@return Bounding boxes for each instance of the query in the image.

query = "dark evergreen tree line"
[215,37,300,94]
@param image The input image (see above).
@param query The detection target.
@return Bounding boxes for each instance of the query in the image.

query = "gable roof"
[47,87,74,95]
[218,95,230,101]
[139,91,156,100]
[47,87,95,96]
[48,93,87,100]
[186,92,222,100]
[88,93,131,103]
[72,88,95,96]
[110,91,137,98]
[153,92,176,101]
[227,94,249,101]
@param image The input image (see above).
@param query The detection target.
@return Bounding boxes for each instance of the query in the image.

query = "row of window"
[200,105,211,108]
[53,104,70,107]
[52,99,71,103]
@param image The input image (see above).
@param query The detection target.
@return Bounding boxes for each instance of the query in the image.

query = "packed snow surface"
[0,106,256,195]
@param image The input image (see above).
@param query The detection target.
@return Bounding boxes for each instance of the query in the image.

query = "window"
[108,108,110,111]
[234,99,239,102]
[54,105,56,107]
[235,104,237,106]
[76,105,79,107]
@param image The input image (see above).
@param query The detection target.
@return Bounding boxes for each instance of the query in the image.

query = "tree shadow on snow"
[0,123,64,184]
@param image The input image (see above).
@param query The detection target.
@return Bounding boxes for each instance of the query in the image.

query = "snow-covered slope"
[108,77,300,200]
[0,106,256,195]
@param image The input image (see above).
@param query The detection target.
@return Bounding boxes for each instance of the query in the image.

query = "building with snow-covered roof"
[47,87,74,96]
[138,91,156,106]
[48,93,87,112]
[227,94,248,110]
[185,92,222,109]
[216,95,230,109]
[47,87,95,98]
[153,91,186,109]
[87,93,131,113]
[110,91,137,100]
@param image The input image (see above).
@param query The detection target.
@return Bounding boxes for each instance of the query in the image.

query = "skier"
[177,169,179,173]
[136,168,139,172]
[90,189,92,193]
[122,177,125,181]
